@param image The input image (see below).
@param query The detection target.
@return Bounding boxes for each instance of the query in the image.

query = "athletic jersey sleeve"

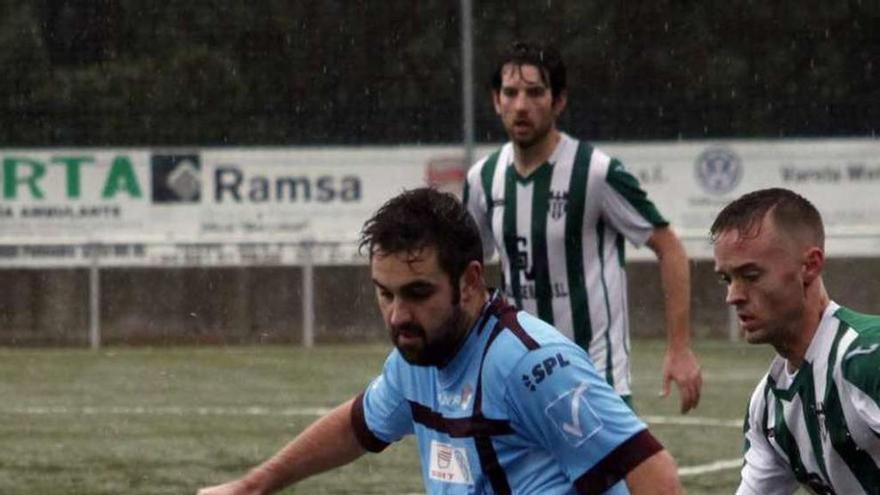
[504,343,662,493]
[464,158,498,261]
[736,379,798,495]
[600,158,669,248]
[352,353,414,452]
[840,333,880,434]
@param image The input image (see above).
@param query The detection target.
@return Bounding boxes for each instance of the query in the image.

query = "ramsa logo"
[213,166,361,203]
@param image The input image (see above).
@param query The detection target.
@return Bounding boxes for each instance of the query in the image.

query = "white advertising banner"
[0,147,466,267]
[1,139,878,267]
[0,148,447,244]
[601,138,880,259]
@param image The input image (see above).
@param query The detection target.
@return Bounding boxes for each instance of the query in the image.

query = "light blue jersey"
[351,292,663,494]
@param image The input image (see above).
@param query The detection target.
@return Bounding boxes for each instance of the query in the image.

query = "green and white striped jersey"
[463,133,668,396]
[737,301,880,495]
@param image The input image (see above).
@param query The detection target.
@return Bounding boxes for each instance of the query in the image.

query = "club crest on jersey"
[814,401,828,440]
[521,353,571,391]
[548,190,569,220]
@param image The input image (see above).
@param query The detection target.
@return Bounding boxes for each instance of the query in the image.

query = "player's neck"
[435,294,488,370]
[463,287,490,325]
[435,286,490,367]
[512,129,561,177]
[782,281,831,372]
[781,324,816,373]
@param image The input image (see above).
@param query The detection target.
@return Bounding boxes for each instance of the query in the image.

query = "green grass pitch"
[0,339,777,494]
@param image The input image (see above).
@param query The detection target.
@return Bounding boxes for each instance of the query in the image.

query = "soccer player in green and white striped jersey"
[713,188,880,494]
[464,41,702,412]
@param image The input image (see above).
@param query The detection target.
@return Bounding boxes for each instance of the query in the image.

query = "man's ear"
[552,90,568,117]
[802,246,825,285]
[459,261,484,301]
[492,90,502,115]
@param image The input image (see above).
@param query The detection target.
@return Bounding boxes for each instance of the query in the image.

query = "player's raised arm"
[196,398,365,495]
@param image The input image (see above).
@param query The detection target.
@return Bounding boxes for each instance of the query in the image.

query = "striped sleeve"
[356,354,414,449]
[351,391,390,453]
[840,338,880,434]
[465,154,499,261]
[504,343,655,492]
[600,157,668,247]
[836,308,880,433]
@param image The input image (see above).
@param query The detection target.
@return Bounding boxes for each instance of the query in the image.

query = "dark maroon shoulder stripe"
[350,391,390,453]
[475,435,511,494]
[496,304,539,350]
[471,320,505,417]
[447,292,521,494]
[485,290,507,314]
[475,290,506,335]
[409,401,513,437]
[574,429,664,494]
[478,293,539,350]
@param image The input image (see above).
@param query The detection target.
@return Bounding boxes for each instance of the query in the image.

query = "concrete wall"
[2,259,879,346]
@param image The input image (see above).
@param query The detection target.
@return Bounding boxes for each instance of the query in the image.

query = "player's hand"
[196,478,260,495]
[660,346,702,414]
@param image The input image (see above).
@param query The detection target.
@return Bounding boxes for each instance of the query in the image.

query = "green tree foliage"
[0,1,876,146]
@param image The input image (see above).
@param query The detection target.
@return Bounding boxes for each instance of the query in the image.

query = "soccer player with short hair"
[197,188,683,494]
[712,187,880,494]
[463,41,701,411]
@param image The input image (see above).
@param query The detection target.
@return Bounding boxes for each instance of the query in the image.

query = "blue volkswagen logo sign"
[694,147,743,195]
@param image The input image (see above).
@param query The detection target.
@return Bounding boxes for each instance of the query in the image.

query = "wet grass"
[0,339,775,494]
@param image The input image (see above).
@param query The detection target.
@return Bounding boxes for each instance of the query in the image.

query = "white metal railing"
[1,241,367,349]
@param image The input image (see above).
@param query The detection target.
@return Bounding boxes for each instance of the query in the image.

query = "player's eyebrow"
[403,281,437,297]
[372,279,436,294]
[714,262,761,276]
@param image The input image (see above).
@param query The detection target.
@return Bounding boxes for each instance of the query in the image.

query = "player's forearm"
[654,231,692,350]
[625,450,684,494]
[238,398,366,494]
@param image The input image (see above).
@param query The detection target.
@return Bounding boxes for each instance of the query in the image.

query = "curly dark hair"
[710,187,824,247]
[359,188,483,294]
[489,40,567,101]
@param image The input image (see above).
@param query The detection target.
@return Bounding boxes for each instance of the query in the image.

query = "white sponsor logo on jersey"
[429,440,473,485]
[438,384,473,411]
[545,380,603,447]
[844,343,879,361]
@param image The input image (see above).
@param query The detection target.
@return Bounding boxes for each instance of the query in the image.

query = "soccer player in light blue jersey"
[464,41,701,412]
[198,188,682,494]
[713,188,880,494]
